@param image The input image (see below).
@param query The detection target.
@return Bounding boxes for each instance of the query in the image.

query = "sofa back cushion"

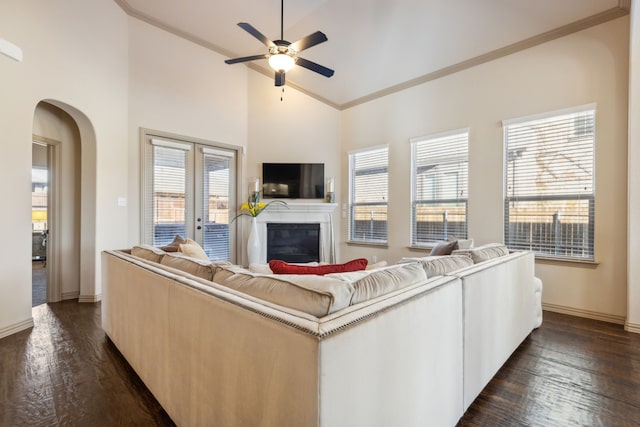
[131,244,166,263]
[453,243,509,263]
[160,252,227,281]
[399,255,474,277]
[213,266,354,317]
[349,262,427,305]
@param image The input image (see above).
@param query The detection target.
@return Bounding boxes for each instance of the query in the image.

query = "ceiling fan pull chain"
[281,86,285,102]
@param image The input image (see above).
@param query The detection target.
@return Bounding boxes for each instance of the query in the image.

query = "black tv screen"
[262,163,324,199]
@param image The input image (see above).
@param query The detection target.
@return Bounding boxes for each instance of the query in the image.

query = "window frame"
[503,104,596,261]
[347,145,389,245]
[410,129,469,247]
[140,128,242,263]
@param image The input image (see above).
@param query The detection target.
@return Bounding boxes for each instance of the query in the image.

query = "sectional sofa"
[101,243,542,427]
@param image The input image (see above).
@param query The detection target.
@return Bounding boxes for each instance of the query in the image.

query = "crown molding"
[114,1,629,111]
[340,6,629,110]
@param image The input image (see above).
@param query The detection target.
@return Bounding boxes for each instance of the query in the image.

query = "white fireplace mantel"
[252,202,338,264]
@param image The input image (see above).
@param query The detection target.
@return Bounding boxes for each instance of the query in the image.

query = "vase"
[247,217,260,265]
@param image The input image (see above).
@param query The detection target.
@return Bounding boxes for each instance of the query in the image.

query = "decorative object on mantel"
[232,191,288,265]
[325,177,335,203]
[249,177,260,204]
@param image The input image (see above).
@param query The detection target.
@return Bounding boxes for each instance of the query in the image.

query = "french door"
[143,133,238,262]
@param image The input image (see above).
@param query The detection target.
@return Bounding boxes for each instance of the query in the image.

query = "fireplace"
[267,223,320,263]
[250,202,337,264]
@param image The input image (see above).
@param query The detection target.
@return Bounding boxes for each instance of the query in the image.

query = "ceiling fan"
[224,0,334,87]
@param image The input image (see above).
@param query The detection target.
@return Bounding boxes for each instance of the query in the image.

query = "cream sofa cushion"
[453,243,509,263]
[213,265,354,317]
[399,255,474,277]
[131,244,166,263]
[160,252,225,281]
[350,262,427,305]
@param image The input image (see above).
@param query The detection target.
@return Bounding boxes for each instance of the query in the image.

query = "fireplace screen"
[267,223,321,263]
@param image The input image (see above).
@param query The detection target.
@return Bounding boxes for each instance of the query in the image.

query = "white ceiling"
[118,0,627,109]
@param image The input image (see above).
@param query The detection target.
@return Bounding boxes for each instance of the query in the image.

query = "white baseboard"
[625,321,640,334]
[61,291,80,301]
[78,293,101,303]
[542,303,626,325]
[0,317,34,339]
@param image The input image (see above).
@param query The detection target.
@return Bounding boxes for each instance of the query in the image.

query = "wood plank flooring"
[0,301,174,426]
[1,302,639,426]
[458,312,640,426]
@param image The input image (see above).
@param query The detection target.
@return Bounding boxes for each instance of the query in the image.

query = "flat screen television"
[262,163,324,199]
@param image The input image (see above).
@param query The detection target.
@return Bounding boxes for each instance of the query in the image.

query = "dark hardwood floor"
[0,301,174,427]
[1,302,639,426]
[459,312,640,427]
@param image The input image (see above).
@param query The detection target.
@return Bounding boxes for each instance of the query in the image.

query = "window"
[142,132,238,262]
[411,130,468,246]
[348,146,388,243]
[503,105,595,260]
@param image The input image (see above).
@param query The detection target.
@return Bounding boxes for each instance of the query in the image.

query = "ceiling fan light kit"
[225,0,333,87]
[269,53,298,73]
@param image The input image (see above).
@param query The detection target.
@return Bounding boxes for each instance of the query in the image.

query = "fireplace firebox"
[266,223,321,263]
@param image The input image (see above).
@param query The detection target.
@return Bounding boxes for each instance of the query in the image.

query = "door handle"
[197,225,202,230]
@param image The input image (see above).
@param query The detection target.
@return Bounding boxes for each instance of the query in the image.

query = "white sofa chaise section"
[451,250,538,410]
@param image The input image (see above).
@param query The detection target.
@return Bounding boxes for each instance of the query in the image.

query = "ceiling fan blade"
[225,54,268,65]
[296,57,334,78]
[237,22,274,48]
[275,71,285,87]
[290,31,328,53]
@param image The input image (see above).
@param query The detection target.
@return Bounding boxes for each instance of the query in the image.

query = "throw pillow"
[430,240,458,256]
[179,238,209,261]
[159,234,186,252]
[269,258,368,275]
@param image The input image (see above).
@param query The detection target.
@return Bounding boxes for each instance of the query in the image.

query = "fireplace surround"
[251,202,337,264]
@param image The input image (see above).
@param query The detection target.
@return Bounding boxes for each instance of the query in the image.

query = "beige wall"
[0,0,129,336]
[340,18,630,321]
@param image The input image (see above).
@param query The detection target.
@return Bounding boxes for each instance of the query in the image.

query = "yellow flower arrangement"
[232,195,287,220]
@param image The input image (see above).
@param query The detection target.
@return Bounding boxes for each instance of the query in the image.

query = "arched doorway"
[31,100,97,303]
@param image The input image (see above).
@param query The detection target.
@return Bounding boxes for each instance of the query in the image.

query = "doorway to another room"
[31,143,49,307]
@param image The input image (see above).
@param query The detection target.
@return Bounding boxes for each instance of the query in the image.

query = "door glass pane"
[153,146,187,245]
[202,152,231,261]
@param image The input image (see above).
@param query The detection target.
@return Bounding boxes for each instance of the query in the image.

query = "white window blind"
[147,140,191,246]
[348,147,388,243]
[411,130,468,245]
[200,149,233,261]
[504,105,595,260]
[143,135,238,262]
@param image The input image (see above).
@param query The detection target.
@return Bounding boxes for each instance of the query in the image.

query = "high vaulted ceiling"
[116,0,629,109]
